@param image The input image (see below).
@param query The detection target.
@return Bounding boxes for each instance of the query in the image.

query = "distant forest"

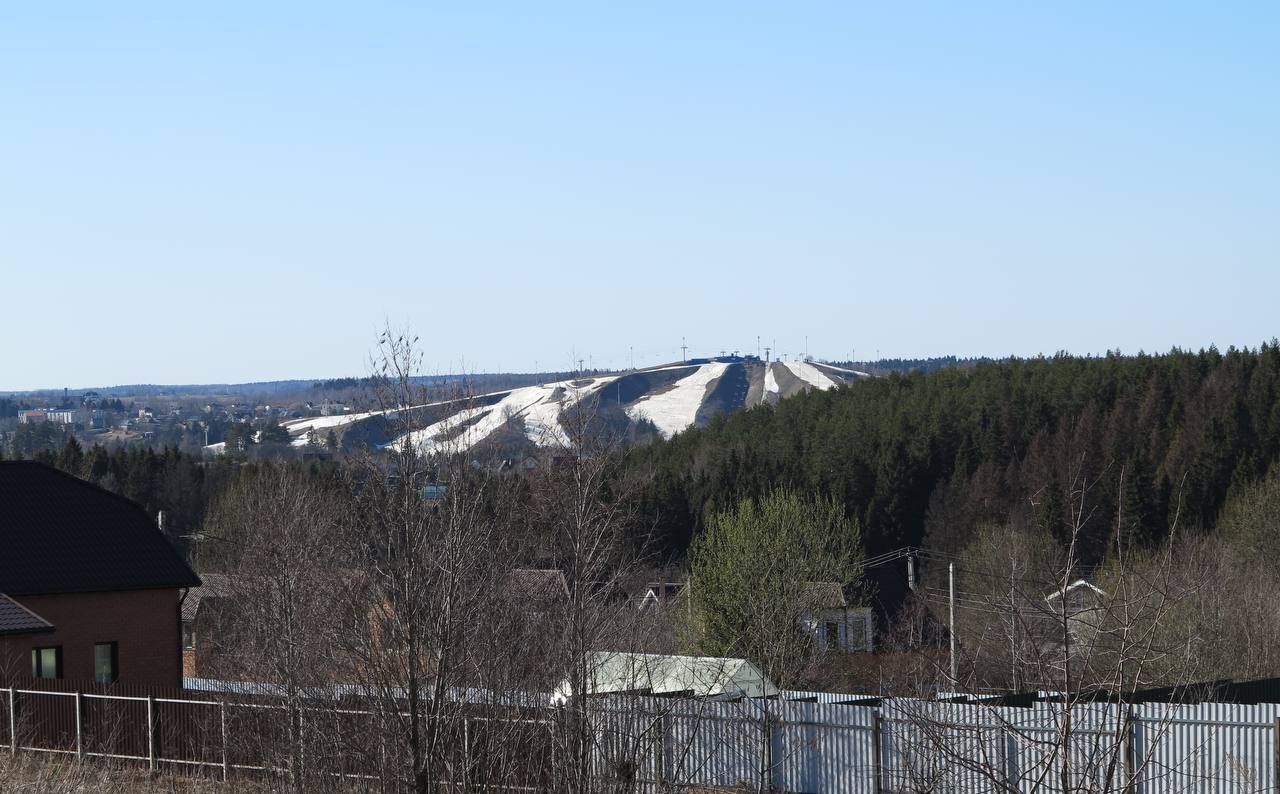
[829,355,999,376]
[5,369,611,400]
[626,344,1280,591]
[2,441,339,556]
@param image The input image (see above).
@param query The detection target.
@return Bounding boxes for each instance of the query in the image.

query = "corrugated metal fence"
[589,696,1280,792]
[5,682,1280,792]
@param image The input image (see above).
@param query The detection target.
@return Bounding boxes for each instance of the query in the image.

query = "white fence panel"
[770,700,877,793]
[13,682,1280,793]
[1134,702,1280,794]
[588,698,666,789]
[1008,702,1126,794]
[664,698,765,789]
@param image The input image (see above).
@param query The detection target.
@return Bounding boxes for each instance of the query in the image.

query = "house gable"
[0,462,201,596]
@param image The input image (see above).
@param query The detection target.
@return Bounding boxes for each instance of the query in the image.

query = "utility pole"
[907,554,916,590]
[949,562,958,686]
[680,338,688,361]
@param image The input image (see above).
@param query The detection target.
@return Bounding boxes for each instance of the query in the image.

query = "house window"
[94,642,119,684]
[31,646,62,679]
[824,622,841,650]
[849,615,868,651]
[182,622,194,650]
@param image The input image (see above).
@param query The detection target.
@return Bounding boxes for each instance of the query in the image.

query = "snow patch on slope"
[812,362,871,378]
[625,362,729,438]
[763,364,781,402]
[783,361,839,391]
[283,412,378,435]
[392,376,619,454]
[521,376,617,446]
[393,404,495,455]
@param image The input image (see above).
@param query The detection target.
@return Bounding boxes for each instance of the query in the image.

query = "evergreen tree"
[259,418,291,444]
[56,436,84,475]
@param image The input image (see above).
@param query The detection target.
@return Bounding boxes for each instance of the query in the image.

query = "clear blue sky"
[2,3,1277,390]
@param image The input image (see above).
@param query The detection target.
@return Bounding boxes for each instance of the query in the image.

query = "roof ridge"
[0,461,201,594]
[1,460,163,524]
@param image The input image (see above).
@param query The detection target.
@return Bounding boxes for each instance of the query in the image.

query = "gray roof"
[0,593,54,636]
[506,569,570,602]
[802,582,848,609]
[182,572,236,622]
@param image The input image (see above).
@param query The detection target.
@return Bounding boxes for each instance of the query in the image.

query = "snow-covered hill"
[207,358,868,456]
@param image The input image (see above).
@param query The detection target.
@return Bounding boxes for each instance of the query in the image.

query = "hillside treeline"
[10,440,339,550]
[627,344,1280,575]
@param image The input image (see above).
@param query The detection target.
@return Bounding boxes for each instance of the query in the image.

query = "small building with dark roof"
[180,572,236,677]
[798,582,875,653]
[0,462,201,687]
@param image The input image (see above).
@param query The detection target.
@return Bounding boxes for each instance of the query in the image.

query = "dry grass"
[0,753,278,793]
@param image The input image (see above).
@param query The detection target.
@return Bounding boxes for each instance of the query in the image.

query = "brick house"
[0,462,201,687]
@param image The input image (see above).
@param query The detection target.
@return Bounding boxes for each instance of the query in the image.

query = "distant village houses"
[17,408,80,425]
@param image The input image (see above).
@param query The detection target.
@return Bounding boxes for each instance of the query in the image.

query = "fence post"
[220,701,229,781]
[657,711,670,786]
[764,706,777,792]
[146,695,155,770]
[74,690,83,761]
[1273,717,1280,792]
[298,705,306,783]
[463,717,470,791]
[871,712,883,794]
[1124,708,1137,794]
[7,688,14,755]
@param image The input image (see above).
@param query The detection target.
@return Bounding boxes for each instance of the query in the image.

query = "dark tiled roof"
[801,582,848,610]
[0,462,201,596]
[182,573,235,622]
[0,593,54,635]
[506,569,570,603]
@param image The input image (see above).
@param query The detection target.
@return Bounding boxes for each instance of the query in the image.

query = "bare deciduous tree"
[896,463,1219,793]
[196,463,350,791]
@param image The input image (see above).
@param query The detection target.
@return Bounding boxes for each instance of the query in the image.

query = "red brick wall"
[0,589,183,688]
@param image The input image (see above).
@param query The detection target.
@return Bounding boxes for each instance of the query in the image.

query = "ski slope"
[763,364,781,400]
[392,375,619,454]
[201,358,866,457]
[811,362,872,378]
[782,361,839,390]
[625,362,729,438]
